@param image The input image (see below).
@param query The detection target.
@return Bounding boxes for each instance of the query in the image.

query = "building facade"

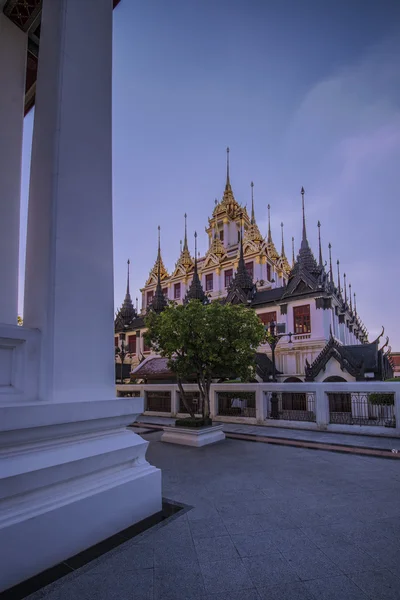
[115,150,393,383]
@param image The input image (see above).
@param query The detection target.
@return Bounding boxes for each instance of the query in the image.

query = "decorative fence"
[266,391,316,422]
[146,390,171,413]
[217,391,256,418]
[328,391,395,428]
[116,382,400,437]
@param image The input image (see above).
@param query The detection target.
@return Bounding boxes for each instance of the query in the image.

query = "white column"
[171,386,179,415]
[24,0,115,403]
[0,15,27,324]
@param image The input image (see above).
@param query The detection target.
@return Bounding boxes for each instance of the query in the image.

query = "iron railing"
[267,392,316,422]
[117,390,141,398]
[328,392,395,427]
[178,391,202,414]
[217,392,256,418]
[146,391,171,412]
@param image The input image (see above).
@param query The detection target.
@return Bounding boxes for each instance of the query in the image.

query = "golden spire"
[174,214,194,272]
[213,147,242,219]
[146,225,169,285]
[265,204,279,260]
[226,146,230,187]
[292,236,295,267]
[207,227,226,258]
[244,181,263,244]
[279,222,291,272]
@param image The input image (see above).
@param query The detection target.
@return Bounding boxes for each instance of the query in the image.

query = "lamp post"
[116,332,132,384]
[265,320,293,419]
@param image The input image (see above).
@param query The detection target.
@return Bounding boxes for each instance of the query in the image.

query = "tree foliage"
[144,300,265,419]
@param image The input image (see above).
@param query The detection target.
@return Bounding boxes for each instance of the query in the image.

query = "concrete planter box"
[161,424,225,447]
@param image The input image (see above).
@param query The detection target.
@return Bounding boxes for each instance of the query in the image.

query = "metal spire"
[183,231,208,304]
[136,297,138,312]
[317,221,323,268]
[180,239,182,253]
[301,187,307,248]
[281,222,286,257]
[126,259,130,295]
[349,283,352,312]
[328,243,333,283]
[267,204,272,244]
[226,146,230,186]
[343,272,347,305]
[183,213,188,250]
[354,292,357,317]
[292,236,295,267]
[337,260,341,294]
[151,226,167,313]
[250,181,255,224]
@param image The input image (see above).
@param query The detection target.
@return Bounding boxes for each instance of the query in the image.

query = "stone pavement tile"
[206,589,261,600]
[231,531,277,557]
[360,537,400,569]
[154,544,199,568]
[267,527,318,553]
[27,566,154,600]
[222,512,297,535]
[210,488,268,503]
[304,575,370,600]
[283,508,331,529]
[189,516,229,539]
[194,535,239,563]
[301,524,350,548]
[243,552,300,588]
[200,557,255,594]
[257,581,315,600]
[154,564,206,600]
[282,545,341,581]
[321,541,385,575]
[216,499,273,518]
[350,569,400,600]
[187,502,220,522]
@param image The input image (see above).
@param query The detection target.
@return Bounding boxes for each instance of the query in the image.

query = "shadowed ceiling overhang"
[2,0,122,115]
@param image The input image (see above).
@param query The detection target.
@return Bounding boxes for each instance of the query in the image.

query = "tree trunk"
[177,378,196,419]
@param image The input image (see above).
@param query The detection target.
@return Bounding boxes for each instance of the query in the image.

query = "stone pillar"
[256,387,266,422]
[171,386,179,416]
[24,0,116,403]
[0,15,27,324]
[210,386,218,418]
[0,0,161,591]
[315,384,329,430]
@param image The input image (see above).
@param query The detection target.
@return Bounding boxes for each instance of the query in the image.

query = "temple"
[115,149,394,383]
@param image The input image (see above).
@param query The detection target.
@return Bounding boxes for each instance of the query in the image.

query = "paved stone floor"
[28,432,400,600]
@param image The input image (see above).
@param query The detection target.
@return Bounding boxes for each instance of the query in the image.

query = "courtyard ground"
[27,431,400,600]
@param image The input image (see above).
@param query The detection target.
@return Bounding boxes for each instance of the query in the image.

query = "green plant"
[368,393,395,406]
[145,300,265,421]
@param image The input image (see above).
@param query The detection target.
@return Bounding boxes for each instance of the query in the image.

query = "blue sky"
[20,0,400,347]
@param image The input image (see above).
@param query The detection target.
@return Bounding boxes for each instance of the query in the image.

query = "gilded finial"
[292,236,295,267]
[317,221,323,268]
[337,259,341,294]
[251,181,255,224]
[328,243,333,283]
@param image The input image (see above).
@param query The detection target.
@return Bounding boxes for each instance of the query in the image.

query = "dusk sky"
[19,0,400,347]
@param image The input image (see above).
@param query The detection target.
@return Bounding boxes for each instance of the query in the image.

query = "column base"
[0,398,162,592]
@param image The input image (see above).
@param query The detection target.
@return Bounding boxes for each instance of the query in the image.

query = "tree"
[144,300,266,421]
[17,316,23,326]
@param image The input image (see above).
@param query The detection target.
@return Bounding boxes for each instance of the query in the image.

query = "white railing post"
[256,386,266,423]
[210,385,218,418]
[394,386,400,436]
[315,384,329,430]
[171,386,179,416]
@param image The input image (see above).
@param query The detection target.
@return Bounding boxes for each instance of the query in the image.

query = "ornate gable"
[305,335,362,381]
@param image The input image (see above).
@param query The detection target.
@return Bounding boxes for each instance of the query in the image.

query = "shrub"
[175,417,212,428]
[368,393,395,406]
